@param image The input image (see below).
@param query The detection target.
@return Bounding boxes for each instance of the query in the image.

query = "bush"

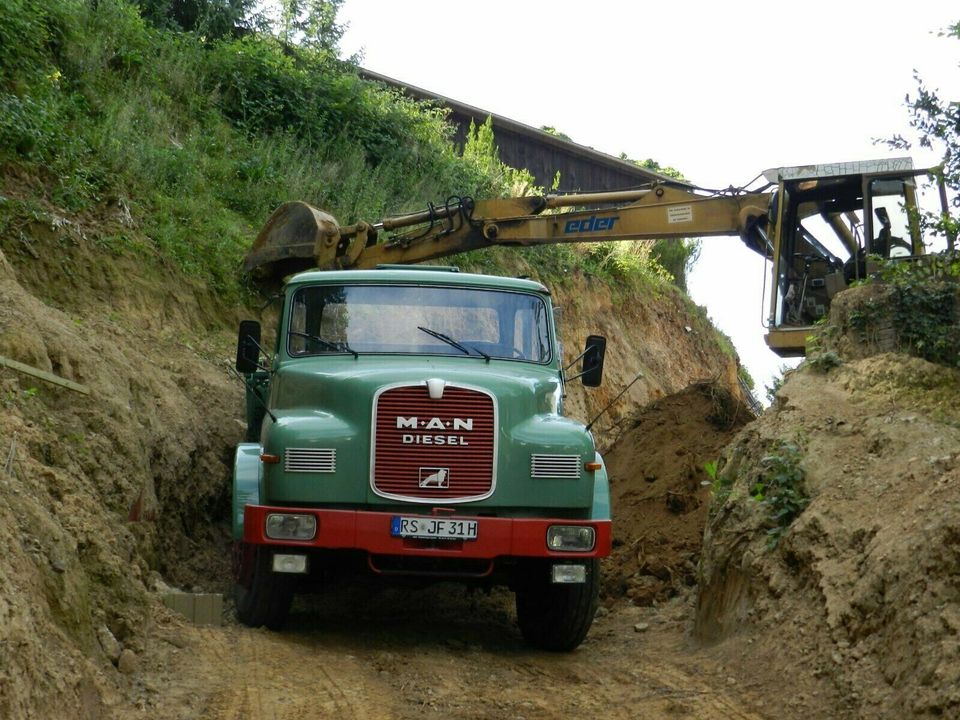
[0,0,522,301]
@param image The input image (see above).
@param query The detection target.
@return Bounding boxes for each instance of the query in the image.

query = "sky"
[337,1,959,396]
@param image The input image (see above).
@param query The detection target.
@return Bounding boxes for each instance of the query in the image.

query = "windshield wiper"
[417,326,470,355]
[288,330,358,358]
[417,326,490,362]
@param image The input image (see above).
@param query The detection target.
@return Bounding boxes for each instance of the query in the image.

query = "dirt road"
[129,585,768,720]
[119,383,769,720]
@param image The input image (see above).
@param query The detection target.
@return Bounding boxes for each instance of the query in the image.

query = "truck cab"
[232,266,610,650]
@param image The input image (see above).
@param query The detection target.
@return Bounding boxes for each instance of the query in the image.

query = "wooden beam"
[0,355,90,395]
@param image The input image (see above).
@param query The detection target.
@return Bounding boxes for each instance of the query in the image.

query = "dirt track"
[118,384,765,720]
[133,586,766,720]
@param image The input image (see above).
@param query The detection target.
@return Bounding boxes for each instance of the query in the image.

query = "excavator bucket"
[243,201,342,284]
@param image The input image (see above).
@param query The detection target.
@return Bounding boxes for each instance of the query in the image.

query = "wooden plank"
[0,354,90,395]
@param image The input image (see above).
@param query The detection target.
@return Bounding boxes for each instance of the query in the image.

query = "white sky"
[338,0,959,396]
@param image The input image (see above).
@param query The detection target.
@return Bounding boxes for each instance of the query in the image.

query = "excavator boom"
[244,185,771,284]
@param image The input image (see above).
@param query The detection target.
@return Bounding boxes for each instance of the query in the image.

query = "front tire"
[234,544,294,630]
[515,559,600,651]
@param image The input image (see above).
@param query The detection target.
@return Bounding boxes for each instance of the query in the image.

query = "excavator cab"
[764,158,950,356]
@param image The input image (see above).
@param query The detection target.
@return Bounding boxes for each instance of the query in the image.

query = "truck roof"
[285,267,550,294]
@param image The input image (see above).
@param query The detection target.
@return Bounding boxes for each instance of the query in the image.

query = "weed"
[764,373,784,405]
[751,439,809,548]
[706,458,737,510]
[841,253,960,367]
[808,350,841,373]
[703,459,719,482]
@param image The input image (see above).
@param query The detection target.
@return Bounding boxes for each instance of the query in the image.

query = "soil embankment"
[602,382,753,606]
[697,353,960,719]
[0,192,751,718]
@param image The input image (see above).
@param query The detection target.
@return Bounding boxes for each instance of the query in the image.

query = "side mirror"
[580,335,606,387]
[236,320,262,373]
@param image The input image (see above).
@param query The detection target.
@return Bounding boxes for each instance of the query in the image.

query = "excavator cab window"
[770,169,943,334]
[867,178,916,258]
[772,181,849,328]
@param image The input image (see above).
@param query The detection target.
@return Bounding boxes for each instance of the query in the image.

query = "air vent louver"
[530,454,581,479]
[284,448,336,473]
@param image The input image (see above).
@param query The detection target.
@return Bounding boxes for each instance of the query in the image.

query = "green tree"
[463,117,539,196]
[278,0,345,52]
[615,154,697,288]
[884,20,959,242]
[619,153,686,182]
[133,0,263,37]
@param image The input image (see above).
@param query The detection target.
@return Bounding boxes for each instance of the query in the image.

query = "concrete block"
[162,592,223,627]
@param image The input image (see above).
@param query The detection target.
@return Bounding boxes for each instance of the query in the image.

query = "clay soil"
[602,382,753,607]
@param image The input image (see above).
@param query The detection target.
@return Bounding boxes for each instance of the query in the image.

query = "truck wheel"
[234,545,294,631]
[515,559,600,651]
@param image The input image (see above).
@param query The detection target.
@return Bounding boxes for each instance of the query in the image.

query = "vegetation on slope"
[0,1,517,299]
[0,0,704,306]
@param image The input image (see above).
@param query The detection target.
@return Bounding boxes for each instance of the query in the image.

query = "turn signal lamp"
[260,453,281,464]
[584,461,602,472]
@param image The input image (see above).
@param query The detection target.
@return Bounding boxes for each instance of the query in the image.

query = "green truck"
[232,265,611,650]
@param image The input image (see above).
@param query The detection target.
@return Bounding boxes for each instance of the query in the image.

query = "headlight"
[265,513,317,540]
[546,525,595,552]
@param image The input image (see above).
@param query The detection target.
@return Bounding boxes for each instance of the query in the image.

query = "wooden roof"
[359,69,683,193]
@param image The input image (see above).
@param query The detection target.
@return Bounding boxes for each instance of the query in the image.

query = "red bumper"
[242,505,612,560]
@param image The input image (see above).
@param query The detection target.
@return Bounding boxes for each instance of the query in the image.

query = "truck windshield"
[287,284,551,362]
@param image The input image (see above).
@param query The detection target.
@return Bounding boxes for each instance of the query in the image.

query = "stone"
[117,649,138,675]
[97,625,122,663]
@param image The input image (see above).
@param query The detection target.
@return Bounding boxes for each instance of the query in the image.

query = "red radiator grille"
[372,384,496,502]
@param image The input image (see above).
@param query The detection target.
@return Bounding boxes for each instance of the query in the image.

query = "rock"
[117,649,139,675]
[97,625,122,663]
[595,606,609,618]
[634,622,650,632]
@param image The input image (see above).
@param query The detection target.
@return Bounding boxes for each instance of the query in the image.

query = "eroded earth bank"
[2,202,959,719]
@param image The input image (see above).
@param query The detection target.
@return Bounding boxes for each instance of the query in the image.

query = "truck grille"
[372,383,496,502]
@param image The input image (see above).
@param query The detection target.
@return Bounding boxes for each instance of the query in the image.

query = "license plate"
[391,516,479,541]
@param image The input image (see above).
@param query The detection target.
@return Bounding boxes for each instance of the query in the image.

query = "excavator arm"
[242,157,949,359]
[243,184,773,284]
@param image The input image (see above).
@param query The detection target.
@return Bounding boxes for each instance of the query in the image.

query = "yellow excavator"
[243,157,954,356]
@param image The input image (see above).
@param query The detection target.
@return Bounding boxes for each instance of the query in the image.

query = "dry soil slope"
[696,296,960,718]
[0,200,245,718]
[602,382,753,606]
